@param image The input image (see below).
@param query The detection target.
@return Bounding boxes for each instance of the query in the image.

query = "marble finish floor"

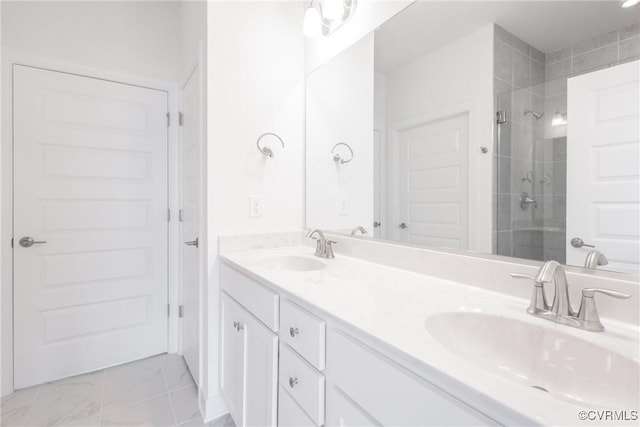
[1,354,234,427]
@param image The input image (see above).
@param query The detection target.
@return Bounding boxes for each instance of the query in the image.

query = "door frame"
[387,100,491,251]
[1,49,182,395]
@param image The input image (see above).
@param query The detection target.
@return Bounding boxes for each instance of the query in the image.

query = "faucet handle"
[510,272,550,314]
[325,240,337,259]
[577,288,631,332]
[581,288,630,299]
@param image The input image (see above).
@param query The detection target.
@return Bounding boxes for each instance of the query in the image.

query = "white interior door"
[566,60,640,274]
[13,65,169,388]
[179,67,202,384]
[395,114,469,248]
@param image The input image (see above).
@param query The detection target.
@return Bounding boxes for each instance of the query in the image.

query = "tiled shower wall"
[493,22,640,261]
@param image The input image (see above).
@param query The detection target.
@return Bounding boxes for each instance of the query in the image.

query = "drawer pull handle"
[289,327,299,337]
[289,377,298,388]
[233,321,244,331]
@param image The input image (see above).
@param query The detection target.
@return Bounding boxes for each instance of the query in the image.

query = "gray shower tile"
[494,39,513,82]
[513,36,531,56]
[513,51,531,88]
[545,59,571,81]
[572,30,618,55]
[620,37,640,62]
[494,77,512,98]
[545,46,571,64]
[531,60,545,86]
[572,45,618,75]
[620,22,640,40]
[494,25,514,46]
[530,47,545,64]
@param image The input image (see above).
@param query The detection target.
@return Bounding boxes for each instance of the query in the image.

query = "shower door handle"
[398,223,408,229]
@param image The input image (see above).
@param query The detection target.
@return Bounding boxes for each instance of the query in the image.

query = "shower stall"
[496,77,568,263]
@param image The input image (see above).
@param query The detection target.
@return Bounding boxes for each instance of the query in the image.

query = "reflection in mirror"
[305,1,640,274]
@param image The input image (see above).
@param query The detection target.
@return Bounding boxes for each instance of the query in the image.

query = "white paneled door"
[13,65,169,388]
[566,60,640,274]
[396,114,469,249]
[179,66,202,385]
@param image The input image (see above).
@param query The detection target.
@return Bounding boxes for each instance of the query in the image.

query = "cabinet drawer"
[278,385,316,427]
[279,343,325,425]
[221,264,279,331]
[280,299,326,370]
[327,329,494,426]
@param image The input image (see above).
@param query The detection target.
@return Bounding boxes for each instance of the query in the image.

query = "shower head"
[524,109,544,120]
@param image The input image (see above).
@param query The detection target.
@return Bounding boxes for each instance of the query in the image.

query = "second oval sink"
[425,312,639,409]
[260,255,325,272]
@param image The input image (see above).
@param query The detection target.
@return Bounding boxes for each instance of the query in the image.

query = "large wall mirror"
[305,1,640,275]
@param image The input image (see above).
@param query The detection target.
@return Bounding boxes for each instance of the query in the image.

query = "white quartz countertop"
[219,245,640,427]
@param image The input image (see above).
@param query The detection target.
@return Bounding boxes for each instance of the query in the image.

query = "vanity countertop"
[219,245,639,426]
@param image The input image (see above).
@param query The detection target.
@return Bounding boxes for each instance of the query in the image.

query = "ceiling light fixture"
[303,3,322,38]
[303,0,357,38]
[621,0,639,8]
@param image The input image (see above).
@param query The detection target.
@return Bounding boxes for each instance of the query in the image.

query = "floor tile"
[100,394,175,427]
[23,389,101,427]
[163,359,195,392]
[170,386,200,425]
[209,414,235,427]
[102,368,167,412]
[37,370,104,402]
[0,386,39,426]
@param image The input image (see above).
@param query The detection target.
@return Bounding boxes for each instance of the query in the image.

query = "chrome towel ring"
[257,133,285,158]
[332,142,353,164]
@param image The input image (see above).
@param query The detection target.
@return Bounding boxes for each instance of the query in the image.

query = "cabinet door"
[326,384,380,427]
[244,306,278,427]
[221,293,247,425]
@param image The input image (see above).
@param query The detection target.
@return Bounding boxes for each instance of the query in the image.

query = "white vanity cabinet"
[220,265,280,427]
[219,261,496,427]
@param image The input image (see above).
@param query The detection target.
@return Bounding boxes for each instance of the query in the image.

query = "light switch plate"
[250,196,263,217]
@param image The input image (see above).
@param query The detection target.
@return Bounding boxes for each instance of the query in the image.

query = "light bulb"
[303,5,322,38]
[621,0,639,8]
[551,111,567,127]
[323,0,344,20]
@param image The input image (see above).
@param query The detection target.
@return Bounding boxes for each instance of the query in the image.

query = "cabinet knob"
[289,327,299,338]
[233,321,244,331]
[288,377,298,388]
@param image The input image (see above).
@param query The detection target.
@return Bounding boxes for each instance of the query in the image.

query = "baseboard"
[200,392,228,423]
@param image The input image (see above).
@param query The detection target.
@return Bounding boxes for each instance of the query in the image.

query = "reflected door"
[566,60,640,273]
[179,66,202,385]
[396,114,469,248]
[13,65,169,388]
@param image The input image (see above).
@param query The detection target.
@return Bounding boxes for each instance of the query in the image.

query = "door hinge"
[167,112,170,127]
[10,238,13,248]
[496,110,507,124]
[179,209,184,222]
[178,305,184,318]
[178,112,184,126]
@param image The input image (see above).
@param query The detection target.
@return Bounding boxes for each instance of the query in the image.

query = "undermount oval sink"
[260,255,325,272]
[426,312,639,408]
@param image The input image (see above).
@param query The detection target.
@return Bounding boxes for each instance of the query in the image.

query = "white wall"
[1,1,183,396]
[1,1,181,81]
[205,1,305,420]
[384,24,495,252]
[306,34,375,232]
[304,0,413,74]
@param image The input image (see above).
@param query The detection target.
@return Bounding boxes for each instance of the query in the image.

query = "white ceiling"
[375,1,640,72]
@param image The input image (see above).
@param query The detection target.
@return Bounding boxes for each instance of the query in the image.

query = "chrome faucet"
[306,229,336,259]
[350,226,367,236]
[584,250,608,269]
[511,260,631,331]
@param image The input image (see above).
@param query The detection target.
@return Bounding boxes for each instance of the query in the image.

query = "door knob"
[373,221,381,228]
[398,223,408,229]
[571,237,595,248]
[19,237,47,248]
[184,238,199,248]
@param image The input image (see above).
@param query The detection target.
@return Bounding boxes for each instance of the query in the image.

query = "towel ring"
[331,142,354,164]
[257,133,285,158]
